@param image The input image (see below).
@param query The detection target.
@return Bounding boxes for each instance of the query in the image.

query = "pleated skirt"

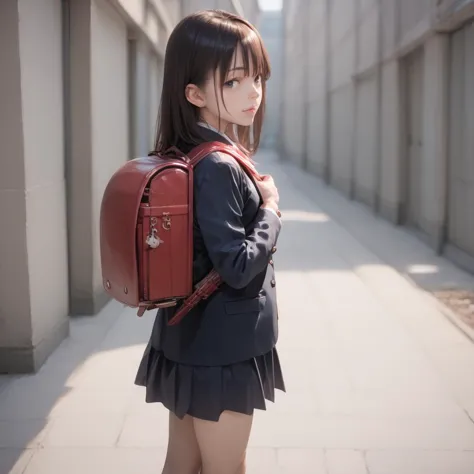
[134,343,286,422]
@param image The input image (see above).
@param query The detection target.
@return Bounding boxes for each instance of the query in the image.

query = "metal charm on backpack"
[146,218,163,249]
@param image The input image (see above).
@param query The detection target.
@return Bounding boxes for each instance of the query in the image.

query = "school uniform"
[135,126,285,422]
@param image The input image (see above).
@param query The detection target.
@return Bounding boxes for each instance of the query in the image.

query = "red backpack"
[100,142,259,325]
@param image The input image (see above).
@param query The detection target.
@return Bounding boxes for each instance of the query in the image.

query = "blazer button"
[271,279,276,287]
[271,246,277,254]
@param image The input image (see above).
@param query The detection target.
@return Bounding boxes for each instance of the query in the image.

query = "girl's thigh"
[193,411,253,474]
[162,412,201,474]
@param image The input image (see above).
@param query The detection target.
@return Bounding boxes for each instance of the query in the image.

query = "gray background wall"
[281,0,474,275]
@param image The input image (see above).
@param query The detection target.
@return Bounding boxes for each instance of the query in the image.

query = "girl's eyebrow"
[228,66,245,72]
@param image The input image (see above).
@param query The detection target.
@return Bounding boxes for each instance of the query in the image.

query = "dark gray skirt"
[134,343,286,422]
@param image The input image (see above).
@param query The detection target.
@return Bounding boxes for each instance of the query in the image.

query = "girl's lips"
[243,106,257,113]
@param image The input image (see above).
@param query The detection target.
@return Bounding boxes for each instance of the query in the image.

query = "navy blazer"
[148,128,282,366]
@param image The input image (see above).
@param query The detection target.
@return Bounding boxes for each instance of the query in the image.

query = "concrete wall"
[379,0,402,223]
[329,0,357,195]
[162,0,181,25]
[0,0,69,373]
[281,0,305,166]
[353,0,379,208]
[258,11,283,149]
[20,0,70,367]
[67,0,129,316]
[420,36,449,248]
[129,38,152,158]
[0,1,29,359]
[379,60,402,223]
[354,74,378,207]
[239,0,260,25]
[305,1,328,177]
[444,17,474,272]
[181,0,260,24]
[399,0,433,41]
[91,0,130,296]
[182,0,218,16]
[0,0,179,374]
[281,0,474,273]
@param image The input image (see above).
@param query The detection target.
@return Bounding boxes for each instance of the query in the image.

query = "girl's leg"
[162,412,202,474]
[193,411,253,474]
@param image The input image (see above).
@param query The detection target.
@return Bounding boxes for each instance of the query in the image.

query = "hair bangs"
[215,19,271,83]
[239,27,271,81]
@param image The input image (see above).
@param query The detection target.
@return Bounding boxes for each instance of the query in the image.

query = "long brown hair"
[154,10,271,156]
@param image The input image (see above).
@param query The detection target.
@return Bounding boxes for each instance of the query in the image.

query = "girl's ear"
[185,84,206,108]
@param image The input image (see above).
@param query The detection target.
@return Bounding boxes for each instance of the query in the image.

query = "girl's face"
[186,46,263,133]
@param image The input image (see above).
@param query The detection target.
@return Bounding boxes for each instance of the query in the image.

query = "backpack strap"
[167,269,222,326]
[187,141,261,181]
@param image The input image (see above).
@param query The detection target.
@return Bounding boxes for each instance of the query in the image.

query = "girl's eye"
[224,79,239,88]
[255,75,262,84]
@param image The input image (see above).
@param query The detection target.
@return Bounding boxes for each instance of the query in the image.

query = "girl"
[135,9,284,474]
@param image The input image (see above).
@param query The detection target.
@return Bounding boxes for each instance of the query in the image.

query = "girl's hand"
[257,175,279,212]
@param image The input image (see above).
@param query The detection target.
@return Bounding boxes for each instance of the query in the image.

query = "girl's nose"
[249,83,260,99]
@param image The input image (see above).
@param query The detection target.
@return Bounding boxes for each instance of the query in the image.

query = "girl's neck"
[197,121,236,145]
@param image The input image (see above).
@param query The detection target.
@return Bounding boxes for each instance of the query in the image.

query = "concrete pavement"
[1,150,474,473]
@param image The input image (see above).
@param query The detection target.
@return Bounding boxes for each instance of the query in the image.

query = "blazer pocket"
[225,295,266,315]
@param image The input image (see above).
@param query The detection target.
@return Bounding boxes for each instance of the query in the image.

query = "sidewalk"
[1,150,474,474]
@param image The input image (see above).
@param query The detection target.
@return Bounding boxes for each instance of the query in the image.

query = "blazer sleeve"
[194,153,281,289]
